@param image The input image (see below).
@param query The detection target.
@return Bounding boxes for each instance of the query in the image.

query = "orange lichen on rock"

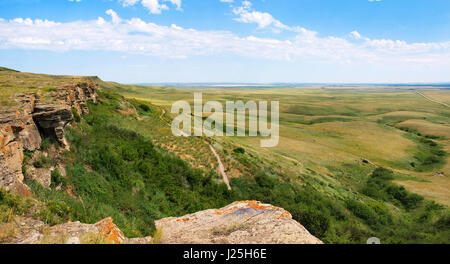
[154,201,322,244]
[280,211,292,218]
[94,217,126,244]
[0,135,6,153]
[212,201,292,219]
[0,125,11,153]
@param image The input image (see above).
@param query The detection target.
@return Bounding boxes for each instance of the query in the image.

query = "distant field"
[423,90,450,104]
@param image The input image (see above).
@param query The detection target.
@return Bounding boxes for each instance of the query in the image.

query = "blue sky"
[0,0,449,83]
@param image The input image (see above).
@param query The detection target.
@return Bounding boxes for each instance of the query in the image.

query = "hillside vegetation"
[1,69,449,243]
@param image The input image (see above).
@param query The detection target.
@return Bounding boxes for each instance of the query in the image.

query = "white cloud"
[121,0,182,14]
[106,9,122,24]
[142,0,169,14]
[68,0,82,2]
[231,1,318,36]
[232,1,290,31]
[220,0,234,3]
[141,0,168,14]
[0,13,449,70]
[350,31,362,39]
[120,0,140,6]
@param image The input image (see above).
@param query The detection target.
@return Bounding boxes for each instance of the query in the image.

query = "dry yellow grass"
[0,222,17,242]
[397,119,450,139]
[394,176,450,207]
[310,121,413,161]
[368,111,438,121]
[423,91,450,104]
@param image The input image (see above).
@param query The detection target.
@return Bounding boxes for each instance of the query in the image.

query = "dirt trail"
[208,143,232,190]
[160,108,166,120]
[416,92,449,108]
[157,106,232,190]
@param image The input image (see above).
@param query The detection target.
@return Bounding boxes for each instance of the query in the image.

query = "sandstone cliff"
[0,82,98,195]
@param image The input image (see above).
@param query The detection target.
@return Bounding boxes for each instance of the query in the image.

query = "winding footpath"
[158,106,232,190]
[208,143,232,190]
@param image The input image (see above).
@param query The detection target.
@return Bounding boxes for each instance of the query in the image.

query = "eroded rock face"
[155,201,323,244]
[32,103,73,148]
[0,94,40,196]
[0,82,98,194]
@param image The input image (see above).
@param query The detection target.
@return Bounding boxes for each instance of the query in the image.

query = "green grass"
[405,133,447,172]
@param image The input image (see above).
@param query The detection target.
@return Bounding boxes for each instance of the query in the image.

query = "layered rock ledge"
[0,82,98,194]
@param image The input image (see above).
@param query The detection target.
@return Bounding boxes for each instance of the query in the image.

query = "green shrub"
[233,147,245,154]
[297,209,330,237]
[33,156,52,168]
[72,107,81,123]
[34,200,71,225]
[362,167,423,210]
[345,199,378,227]
[40,138,53,151]
[435,214,450,230]
[50,169,67,190]
[0,189,33,221]
[139,104,150,112]
[386,185,423,210]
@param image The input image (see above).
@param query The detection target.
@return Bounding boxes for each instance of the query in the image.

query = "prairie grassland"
[423,90,450,104]
[368,111,439,121]
[397,119,450,139]
[393,175,450,206]
[119,85,450,205]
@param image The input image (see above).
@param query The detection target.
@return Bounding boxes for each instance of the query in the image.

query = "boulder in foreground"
[155,200,323,244]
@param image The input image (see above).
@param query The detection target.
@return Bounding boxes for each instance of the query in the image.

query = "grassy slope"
[1,69,449,243]
[0,69,99,108]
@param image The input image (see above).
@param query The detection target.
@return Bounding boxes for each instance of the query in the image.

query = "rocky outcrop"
[2,201,322,244]
[0,82,98,194]
[4,217,127,244]
[0,93,40,196]
[32,103,73,148]
[155,201,323,244]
